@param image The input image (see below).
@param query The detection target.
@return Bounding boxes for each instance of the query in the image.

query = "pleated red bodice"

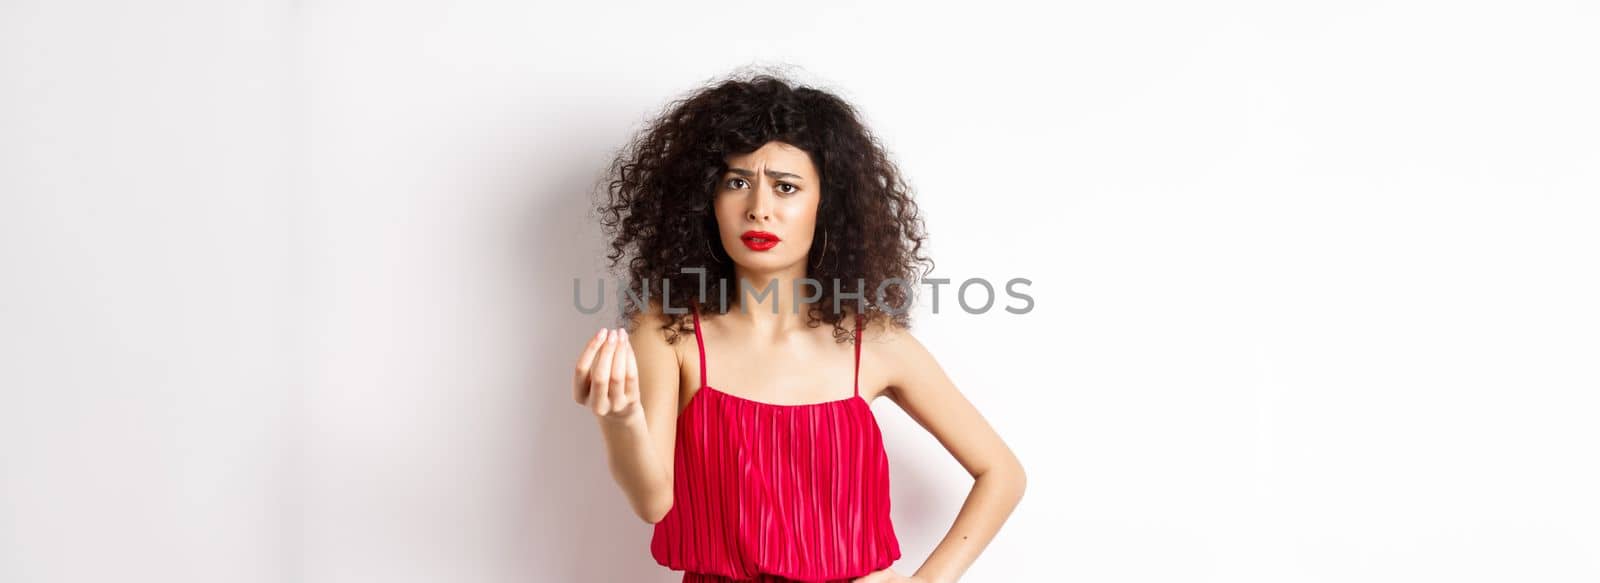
[650,304,901,582]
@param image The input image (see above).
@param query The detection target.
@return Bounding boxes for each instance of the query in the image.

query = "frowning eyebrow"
[726,167,805,181]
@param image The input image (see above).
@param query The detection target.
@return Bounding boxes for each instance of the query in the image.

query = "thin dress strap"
[691,302,707,389]
[853,312,863,397]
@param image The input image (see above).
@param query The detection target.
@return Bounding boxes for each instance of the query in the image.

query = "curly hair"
[596,69,933,345]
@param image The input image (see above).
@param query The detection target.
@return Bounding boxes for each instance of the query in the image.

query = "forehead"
[723,141,817,176]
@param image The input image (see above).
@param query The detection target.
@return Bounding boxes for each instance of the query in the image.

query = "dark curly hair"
[596,69,933,344]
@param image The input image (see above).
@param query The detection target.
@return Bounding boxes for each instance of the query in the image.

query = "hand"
[572,328,643,424]
[853,567,926,583]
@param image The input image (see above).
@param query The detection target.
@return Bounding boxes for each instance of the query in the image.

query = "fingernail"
[596,328,606,339]
[621,329,629,341]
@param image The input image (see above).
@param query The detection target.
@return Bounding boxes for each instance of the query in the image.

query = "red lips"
[740,230,780,251]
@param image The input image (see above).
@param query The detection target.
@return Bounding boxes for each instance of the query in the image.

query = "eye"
[776,182,798,195]
[725,177,748,190]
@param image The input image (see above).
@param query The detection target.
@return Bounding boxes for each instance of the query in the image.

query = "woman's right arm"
[574,304,682,524]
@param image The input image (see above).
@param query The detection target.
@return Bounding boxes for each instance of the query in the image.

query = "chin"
[733,252,800,271]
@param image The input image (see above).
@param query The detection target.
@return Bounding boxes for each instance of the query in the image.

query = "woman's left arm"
[857,321,1027,583]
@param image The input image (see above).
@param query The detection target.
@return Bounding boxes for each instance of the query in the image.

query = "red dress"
[650,303,902,582]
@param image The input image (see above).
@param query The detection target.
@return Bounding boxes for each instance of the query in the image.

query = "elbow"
[990,458,1027,501]
[973,460,1026,502]
[639,494,674,525]
[1015,462,1028,499]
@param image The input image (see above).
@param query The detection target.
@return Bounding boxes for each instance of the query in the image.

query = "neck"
[725,262,814,333]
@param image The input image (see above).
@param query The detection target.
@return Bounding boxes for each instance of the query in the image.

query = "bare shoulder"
[855,311,937,401]
[627,298,687,402]
[857,310,925,354]
[857,311,916,351]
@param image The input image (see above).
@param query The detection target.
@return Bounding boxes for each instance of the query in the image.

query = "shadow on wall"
[509,150,680,581]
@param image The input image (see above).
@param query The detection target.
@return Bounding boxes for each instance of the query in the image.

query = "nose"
[745,188,771,222]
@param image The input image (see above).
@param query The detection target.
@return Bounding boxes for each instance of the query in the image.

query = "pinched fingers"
[606,329,630,413]
[624,331,641,404]
[588,329,620,415]
[572,328,607,404]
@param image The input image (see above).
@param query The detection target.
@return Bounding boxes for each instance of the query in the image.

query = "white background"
[3,1,1598,582]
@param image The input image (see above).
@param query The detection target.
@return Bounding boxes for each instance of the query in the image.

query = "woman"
[573,72,1026,583]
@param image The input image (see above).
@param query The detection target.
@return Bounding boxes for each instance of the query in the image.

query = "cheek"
[712,199,738,233]
[781,196,820,223]
[802,208,821,234]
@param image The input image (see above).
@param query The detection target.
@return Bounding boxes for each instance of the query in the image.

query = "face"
[713,141,822,273]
